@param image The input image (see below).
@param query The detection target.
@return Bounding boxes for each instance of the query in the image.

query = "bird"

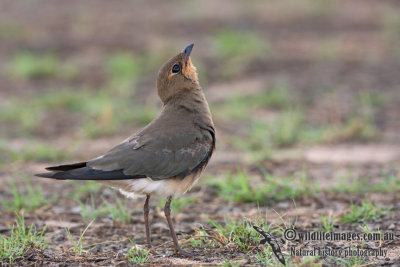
[36,43,215,257]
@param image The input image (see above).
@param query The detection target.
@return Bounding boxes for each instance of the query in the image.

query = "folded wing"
[36,126,215,181]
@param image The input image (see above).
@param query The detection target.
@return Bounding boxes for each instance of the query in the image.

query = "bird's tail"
[45,162,87,171]
[35,161,145,180]
[35,161,87,179]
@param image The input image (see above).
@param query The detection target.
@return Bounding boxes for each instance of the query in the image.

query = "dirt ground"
[1,0,400,266]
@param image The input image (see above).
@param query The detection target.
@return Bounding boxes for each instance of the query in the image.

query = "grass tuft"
[103,198,132,223]
[0,214,48,264]
[207,214,282,252]
[126,239,150,264]
[341,201,392,223]
[256,246,277,266]
[65,219,94,256]
[320,214,336,232]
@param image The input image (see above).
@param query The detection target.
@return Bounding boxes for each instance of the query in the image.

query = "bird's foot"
[149,248,162,256]
[175,248,194,258]
[146,244,162,256]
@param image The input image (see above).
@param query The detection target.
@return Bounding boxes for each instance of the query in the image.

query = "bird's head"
[157,43,199,104]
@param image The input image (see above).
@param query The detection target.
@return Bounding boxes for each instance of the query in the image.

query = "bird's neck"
[164,88,214,126]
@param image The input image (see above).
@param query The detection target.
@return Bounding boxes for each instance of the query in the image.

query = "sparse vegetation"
[187,228,209,247]
[0,215,48,264]
[158,196,198,213]
[359,224,383,240]
[23,143,70,162]
[206,169,318,204]
[3,177,51,212]
[65,219,94,256]
[329,243,375,267]
[0,88,157,138]
[76,196,107,221]
[207,215,282,252]
[231,110,379,154]
[218,86,382,156]
[103,198,132,223]
[105,52,142,95]
[341,201,392,223]
[0,141,71,164]
[213,30,269,61]
[76,194,132,223]
[0,22,26,41]
[256,247,321,267]
[214,82,293,121]
[212,30,270,78]
[126,239,150,264]
[320,213,336,232]
[331,172,400,194]
[315,39,342,61]
[8,52,78,80]
[67,181,103,200]
[382,9,400,57]
[325,116,378,142]
[256,246,278,266]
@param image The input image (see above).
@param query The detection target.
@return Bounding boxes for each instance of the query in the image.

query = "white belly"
[100,172,201,198]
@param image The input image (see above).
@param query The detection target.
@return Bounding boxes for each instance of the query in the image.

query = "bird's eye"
[172,64,181,73]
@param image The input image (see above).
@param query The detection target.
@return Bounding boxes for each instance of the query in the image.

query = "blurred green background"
[1,0,400,265]
[0,0,399,165]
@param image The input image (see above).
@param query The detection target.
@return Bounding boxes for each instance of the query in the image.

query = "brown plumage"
[36,43,215,257]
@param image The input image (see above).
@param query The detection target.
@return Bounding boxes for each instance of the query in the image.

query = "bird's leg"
[143,194,151,248]
[143,194,161,256]
[164,196,193,257]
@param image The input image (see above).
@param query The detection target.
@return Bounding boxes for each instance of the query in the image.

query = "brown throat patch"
[181,57,198,81]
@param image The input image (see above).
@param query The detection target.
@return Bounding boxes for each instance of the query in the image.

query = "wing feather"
[88,127,214,180]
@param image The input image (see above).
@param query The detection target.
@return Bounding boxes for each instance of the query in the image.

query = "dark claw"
[175,248,194,258]
[149,248,162,256]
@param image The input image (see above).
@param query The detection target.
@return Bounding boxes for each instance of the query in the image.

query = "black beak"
[183,43,194,64]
